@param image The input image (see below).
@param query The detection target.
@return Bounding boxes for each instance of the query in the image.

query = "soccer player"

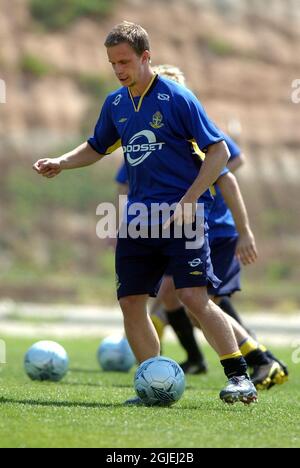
[151,65,288,387]
[115,150,288,390]
[33,22,257,405]
[114,64,288,389]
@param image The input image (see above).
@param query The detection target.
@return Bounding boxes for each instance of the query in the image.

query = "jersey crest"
[150,111,164,129]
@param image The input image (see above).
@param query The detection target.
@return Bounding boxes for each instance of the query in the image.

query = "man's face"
[107,42,149,88]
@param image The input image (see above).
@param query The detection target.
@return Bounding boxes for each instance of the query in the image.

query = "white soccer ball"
[24,341,69,382]
[134,356,186,406]
[97,335,136,372]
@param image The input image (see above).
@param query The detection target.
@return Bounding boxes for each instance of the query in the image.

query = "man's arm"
[164,141,229,227]
[227,153,245,173]
[217,172,258,265]
[187,141,230,199]
[33,142,103,178]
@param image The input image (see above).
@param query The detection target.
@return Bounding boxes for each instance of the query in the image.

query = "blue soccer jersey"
[115,162,128,185]
[208,133,241,240]
[88,75,225,219]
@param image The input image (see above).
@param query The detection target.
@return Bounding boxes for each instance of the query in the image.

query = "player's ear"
[141,50,151,64]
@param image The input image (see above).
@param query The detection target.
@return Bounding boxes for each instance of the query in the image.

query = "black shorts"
[115,228,221,300]
[207,236,241,297]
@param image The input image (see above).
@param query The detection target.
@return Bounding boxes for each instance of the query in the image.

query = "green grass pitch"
[0,337,300,448]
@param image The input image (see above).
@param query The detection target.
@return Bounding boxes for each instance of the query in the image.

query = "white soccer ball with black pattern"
[24,341,69,382]
[134,356,185,406]
[97,335,136,372]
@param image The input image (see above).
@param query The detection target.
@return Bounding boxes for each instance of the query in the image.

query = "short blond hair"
[153,64,186,86]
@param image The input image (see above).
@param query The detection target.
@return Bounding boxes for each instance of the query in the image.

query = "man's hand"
[236,229,258,265]
[33,158,62,178]
[163,194,197,229]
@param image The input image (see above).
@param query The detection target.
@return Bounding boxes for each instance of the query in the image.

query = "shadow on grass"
[0,396,256,412]
[60,381,103,389]
[0,397,124,409]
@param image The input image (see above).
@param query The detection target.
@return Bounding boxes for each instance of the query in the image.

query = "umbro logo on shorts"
[188,258,203,268]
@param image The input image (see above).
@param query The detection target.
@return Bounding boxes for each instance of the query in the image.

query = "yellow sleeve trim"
[105,139,122,155]
[189,139,216,197]
[190,139,205,161]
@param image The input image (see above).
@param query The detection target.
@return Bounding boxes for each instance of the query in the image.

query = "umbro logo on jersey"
[150,111,164,129]
[188,258,203,268]
[158,93,170,101]
[119,117,128,123]
[113,94,122,106]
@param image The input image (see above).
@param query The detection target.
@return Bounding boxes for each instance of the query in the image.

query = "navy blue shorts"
[115,228,221,300]
[207,236,241,297]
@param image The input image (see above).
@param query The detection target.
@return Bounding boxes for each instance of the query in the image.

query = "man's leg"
[119,294,160,364]
[115,235,170,406]
[215,295,256,338]
[178,287,239,355]
[216,295,246,327]
[218,311,288,390]
[158,276,207,373]
[148,297,168,343]
[176,286,257,404]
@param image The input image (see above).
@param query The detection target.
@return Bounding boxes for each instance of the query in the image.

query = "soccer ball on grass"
[134,356,185,406]
[24,340,69,382]
[97,335,136,372]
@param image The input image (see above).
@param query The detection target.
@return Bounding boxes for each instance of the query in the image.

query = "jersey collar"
[128,74,159,112]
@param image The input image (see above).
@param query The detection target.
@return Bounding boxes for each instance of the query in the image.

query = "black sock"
[221,356,248,379]
[245,349,271,367]
[166,307,206,363]
[265,349,276,361]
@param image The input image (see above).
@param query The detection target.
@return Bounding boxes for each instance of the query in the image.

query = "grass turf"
[0,337,299,448]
